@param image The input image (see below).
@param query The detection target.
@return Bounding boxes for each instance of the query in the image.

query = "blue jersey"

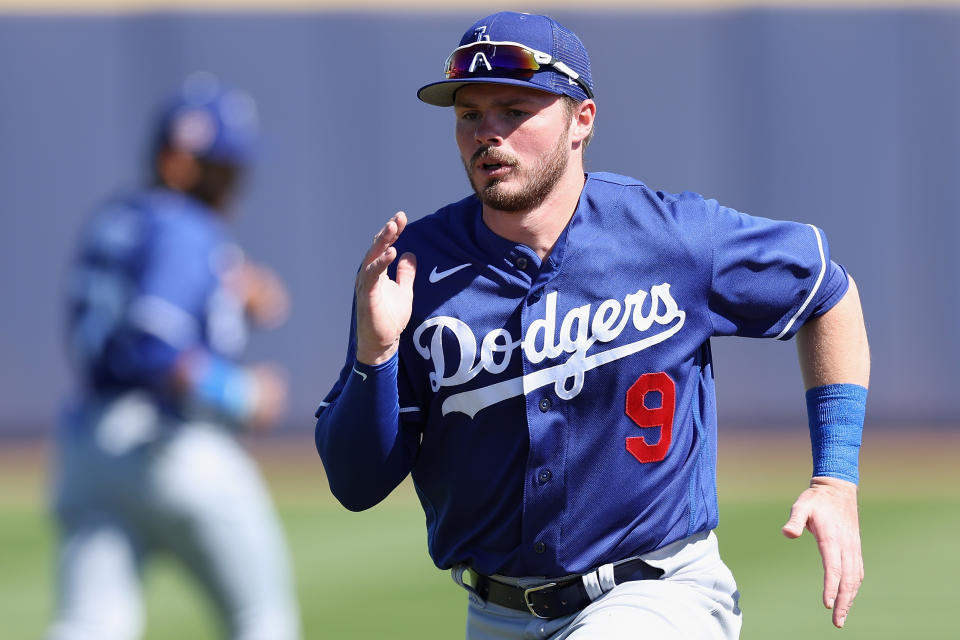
[315,172,848,578]
[67,188,248,409]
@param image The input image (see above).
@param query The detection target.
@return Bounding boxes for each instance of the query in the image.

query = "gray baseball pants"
[455,530,741,639]
[45,392,300,640]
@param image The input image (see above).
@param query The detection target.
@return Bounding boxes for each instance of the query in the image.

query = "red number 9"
[625,372,675,463]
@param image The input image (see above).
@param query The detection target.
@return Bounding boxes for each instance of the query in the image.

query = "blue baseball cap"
[154,72,259,165]
[418,12,593,107]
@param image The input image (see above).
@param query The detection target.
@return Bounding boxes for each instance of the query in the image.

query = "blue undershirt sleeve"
[315,352,417,511]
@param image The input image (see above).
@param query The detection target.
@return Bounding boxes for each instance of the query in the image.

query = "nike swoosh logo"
[429,263,472,283]
[352,366,368,381]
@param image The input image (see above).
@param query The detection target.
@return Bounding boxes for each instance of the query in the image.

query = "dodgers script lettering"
[411,284,686,418]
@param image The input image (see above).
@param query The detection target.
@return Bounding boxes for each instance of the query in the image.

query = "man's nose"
[474,115,503,145]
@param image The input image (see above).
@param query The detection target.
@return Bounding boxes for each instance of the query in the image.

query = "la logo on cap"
[469,52,492,73]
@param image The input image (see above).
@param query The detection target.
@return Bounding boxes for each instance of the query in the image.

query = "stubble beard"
[464,133,570,213]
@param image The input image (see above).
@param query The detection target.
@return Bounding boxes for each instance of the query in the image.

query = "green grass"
[719,499,959,639]
[0,503,56,634]
[135,502,465,640]
[3,432,958,639]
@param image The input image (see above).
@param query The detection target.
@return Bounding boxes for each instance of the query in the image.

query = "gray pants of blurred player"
[45,392,300,640]
[455,530,741,639]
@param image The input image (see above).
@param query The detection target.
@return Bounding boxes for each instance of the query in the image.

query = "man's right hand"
[354,212,417,365]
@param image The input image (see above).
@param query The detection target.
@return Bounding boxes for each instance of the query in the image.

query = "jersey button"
[534,541,546,554]
[537,469,552,484]
[538,397,552,412]
[515,256,528,270]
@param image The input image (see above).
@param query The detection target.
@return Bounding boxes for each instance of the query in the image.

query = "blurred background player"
[47,72,301,640]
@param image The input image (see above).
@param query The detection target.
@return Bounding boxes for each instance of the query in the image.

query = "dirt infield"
[715,426,960,500]
[240,426,960,500]
[3,426,957,509]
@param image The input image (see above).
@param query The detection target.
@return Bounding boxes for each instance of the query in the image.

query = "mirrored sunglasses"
[444,41,594,99]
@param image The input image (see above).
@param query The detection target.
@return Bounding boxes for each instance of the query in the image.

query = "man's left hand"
[782,476,863,629]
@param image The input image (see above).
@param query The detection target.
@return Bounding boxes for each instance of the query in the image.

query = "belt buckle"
[522,582,557,619]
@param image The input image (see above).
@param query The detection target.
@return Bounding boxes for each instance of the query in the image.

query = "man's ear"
[571,99,596,147]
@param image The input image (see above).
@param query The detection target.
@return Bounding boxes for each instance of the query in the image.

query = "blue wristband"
[191,356,256,421]
[805,383,867,484]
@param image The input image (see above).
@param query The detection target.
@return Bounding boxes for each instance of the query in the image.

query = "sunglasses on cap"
[444,41,594,100]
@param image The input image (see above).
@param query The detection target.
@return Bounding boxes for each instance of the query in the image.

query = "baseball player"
[315,11,869,640]
[48,73,300,640]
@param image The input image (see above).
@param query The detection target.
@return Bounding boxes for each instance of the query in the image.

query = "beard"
[464,132,569,212]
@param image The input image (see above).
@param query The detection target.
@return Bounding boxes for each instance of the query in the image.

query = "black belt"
[469,558,664,619]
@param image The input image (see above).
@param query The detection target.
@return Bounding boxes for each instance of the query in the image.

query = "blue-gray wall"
[2,8,958,432]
